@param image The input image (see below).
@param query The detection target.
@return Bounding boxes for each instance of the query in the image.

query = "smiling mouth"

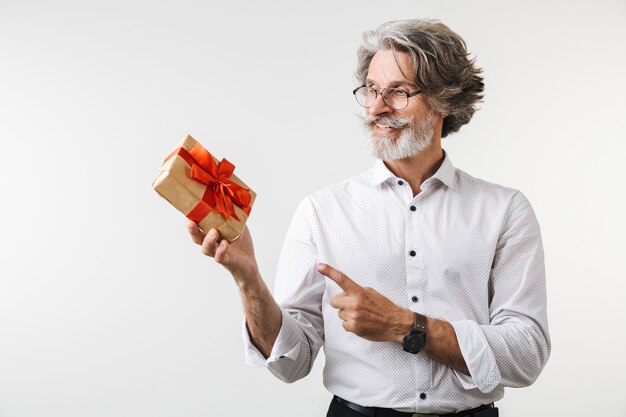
[375,123,404,131]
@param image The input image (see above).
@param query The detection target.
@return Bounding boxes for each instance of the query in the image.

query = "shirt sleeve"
[241,197,326,383]
[450,191,551,393]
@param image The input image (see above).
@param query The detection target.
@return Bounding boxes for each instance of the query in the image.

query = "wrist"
[231,261,260,285]
[394,309,416,343]
[236,270,264,294]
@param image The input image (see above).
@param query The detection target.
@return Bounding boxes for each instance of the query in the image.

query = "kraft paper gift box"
[152,135,256,243]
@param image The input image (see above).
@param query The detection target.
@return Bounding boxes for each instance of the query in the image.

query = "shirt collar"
[368,150,457,189]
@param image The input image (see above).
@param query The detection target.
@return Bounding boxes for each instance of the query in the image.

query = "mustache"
[360,114,412,129]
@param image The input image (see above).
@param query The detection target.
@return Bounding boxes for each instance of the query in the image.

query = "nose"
[367,92,393,117]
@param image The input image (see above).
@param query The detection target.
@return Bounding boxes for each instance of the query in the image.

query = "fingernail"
[209,229,217,238]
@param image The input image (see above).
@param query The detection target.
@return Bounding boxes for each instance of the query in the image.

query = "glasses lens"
[384,89,409,110]
[354,86,370,107]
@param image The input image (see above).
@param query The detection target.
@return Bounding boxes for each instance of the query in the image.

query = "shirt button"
[409,250,416,257]
[397,180,404,185]
[410,205,416,211]
[412,296,419,303]
[420,393,427,400]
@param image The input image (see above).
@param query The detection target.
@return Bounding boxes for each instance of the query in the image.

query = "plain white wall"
[1,0,625,416]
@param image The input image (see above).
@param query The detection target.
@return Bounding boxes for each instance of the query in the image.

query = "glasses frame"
[352,85,422,110]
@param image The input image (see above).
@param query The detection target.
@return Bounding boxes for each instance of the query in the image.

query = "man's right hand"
[186,219,260,286]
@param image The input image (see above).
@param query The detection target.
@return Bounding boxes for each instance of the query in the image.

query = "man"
[187,19,550,417]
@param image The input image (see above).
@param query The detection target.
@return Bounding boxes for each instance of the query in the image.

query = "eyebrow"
[365,79,418,89]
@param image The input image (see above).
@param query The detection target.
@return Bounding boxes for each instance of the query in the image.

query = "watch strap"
[413,312,427,334]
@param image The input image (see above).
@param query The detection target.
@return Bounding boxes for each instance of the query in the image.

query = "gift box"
[152,134,256,242]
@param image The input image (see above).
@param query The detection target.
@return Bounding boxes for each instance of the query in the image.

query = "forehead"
[366,49,414,86]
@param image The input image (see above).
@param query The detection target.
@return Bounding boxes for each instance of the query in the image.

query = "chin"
[370,133,430,161]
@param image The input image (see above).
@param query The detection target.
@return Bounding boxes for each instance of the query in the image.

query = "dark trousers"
[327,396,499,417]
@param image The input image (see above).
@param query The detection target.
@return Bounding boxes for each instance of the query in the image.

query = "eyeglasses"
[352,85,422,110]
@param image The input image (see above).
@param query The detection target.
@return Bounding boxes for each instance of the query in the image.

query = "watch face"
[403,332,426,354]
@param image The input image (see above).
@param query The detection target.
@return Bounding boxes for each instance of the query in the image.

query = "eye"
[388,88,407,97]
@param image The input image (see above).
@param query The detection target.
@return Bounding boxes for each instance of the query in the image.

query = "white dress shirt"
[243,152,550,413]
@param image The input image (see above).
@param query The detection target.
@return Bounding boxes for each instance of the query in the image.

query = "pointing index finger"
[317,263,361,293]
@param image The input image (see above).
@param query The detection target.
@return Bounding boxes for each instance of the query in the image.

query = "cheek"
[407,97,434,117]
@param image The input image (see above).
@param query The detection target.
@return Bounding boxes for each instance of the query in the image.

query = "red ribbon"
[164,142,252,222]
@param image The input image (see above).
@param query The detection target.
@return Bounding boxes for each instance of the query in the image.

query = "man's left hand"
[316,263,414,343]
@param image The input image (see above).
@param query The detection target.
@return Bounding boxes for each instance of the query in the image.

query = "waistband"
[334,396,497,417]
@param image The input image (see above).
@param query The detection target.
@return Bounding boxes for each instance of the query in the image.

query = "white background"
[1,0,625,416]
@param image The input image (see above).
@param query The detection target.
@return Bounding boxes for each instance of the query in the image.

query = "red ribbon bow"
[164,142,252,222]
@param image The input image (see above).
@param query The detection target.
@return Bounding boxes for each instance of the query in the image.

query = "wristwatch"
[402,312,427,354]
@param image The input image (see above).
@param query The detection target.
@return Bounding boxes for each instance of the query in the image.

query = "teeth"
[377,123,392,129]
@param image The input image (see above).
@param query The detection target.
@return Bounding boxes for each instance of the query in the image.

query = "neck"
[383,141,444,197]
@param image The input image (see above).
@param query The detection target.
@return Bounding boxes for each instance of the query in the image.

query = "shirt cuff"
[450,319,502,393]
[242,308,302,367]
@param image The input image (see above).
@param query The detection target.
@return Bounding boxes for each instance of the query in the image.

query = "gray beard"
[361,112,435,161]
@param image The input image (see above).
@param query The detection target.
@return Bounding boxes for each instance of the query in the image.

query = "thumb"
[214,239,234,267]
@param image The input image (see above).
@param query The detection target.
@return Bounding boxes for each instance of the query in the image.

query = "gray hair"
[356,19,484,138]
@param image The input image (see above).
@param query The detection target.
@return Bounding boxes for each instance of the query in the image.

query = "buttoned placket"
[399,178,428,314]
[397,177,432,395]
